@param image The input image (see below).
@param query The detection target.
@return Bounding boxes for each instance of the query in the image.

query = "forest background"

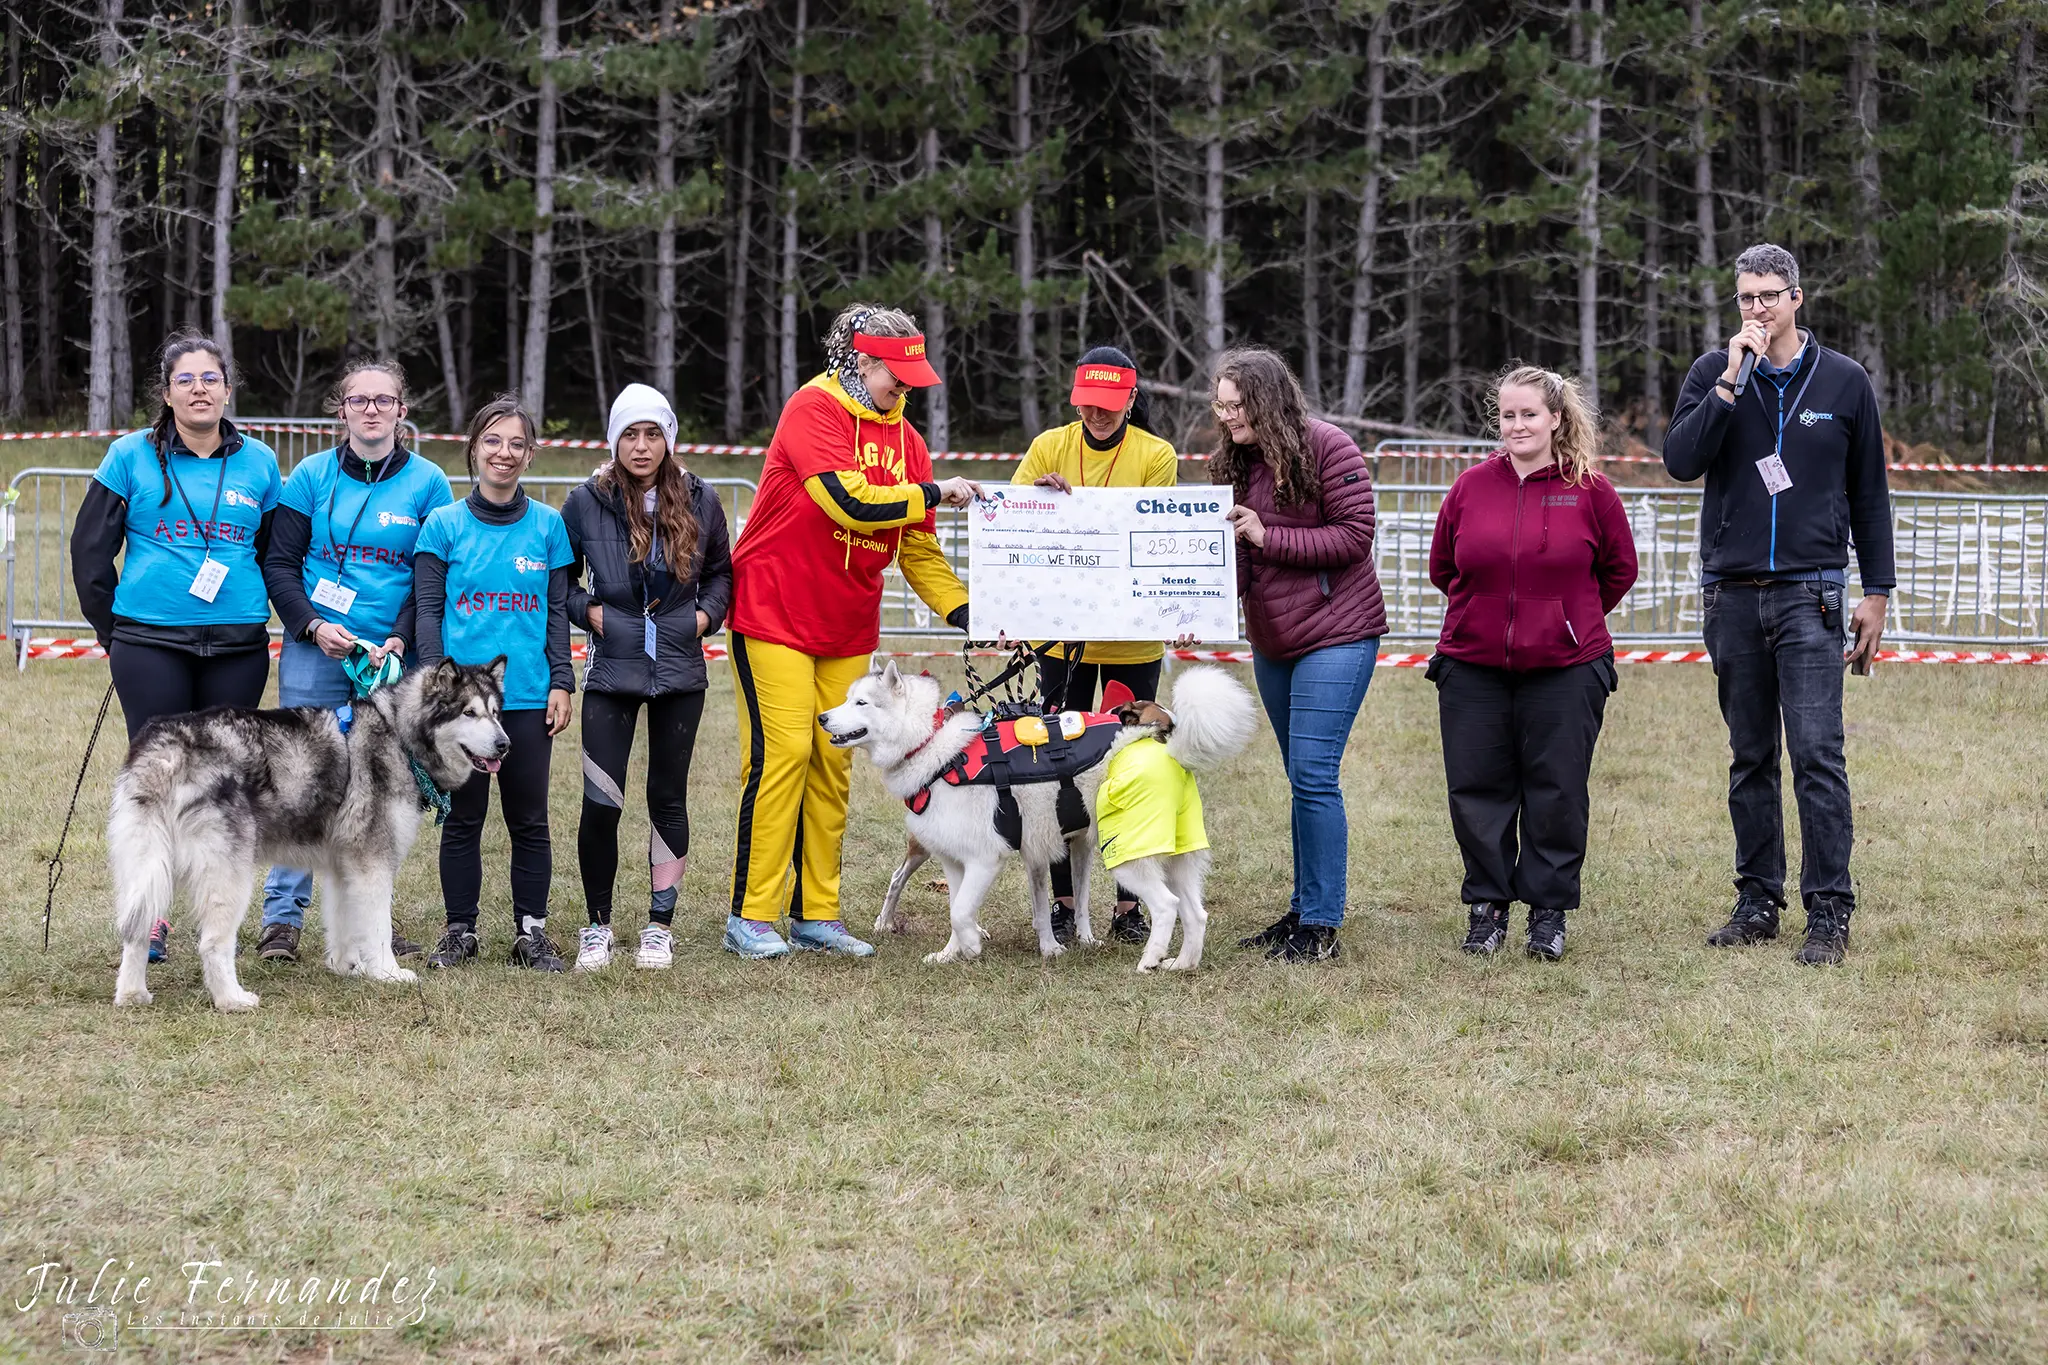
[4,0,2044,457]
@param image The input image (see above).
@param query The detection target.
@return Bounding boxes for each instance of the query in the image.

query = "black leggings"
[576,689,706,925]
[1036,654,1164,905]
[108,640,271,741]
[441,708,554,929]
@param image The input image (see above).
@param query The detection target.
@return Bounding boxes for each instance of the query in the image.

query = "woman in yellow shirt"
[1013,345,1183,945]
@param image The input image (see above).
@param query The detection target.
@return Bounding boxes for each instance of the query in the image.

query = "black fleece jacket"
[1662,329,1896,591]
[412,487,575,696]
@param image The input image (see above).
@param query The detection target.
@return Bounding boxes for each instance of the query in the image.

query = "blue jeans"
[1701,581,1855,912]
[260,640,354,929]
[1251,639,1379,927]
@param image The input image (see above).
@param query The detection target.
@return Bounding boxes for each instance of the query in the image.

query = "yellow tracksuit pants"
[728,634,873,923]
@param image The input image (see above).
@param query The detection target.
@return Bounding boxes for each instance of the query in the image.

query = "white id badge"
[1756,454,1794,495]
[188,555,228,603]
[643,614,657,660]
[310,577,358,614]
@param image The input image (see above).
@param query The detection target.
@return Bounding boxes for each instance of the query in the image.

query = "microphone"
[1733,348,1757,397]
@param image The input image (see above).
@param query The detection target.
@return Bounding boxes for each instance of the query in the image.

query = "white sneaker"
[574,924,614,971]
[635,923,674,970]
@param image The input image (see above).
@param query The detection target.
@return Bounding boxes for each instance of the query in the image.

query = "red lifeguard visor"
[1070,363,1136,408]
[853,331,942,387]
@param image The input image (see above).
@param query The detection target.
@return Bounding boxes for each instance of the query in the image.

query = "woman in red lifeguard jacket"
[722,303,983,959]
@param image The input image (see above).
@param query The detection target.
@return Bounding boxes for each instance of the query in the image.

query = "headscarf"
[826,305,882,414]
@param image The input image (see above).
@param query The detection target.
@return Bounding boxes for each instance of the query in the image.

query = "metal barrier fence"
[4,467,755,665]
[10,463,2048,659]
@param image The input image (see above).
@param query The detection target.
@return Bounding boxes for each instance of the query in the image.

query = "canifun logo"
[1799,409,1836,427]
[222,488,262,512]
[977,490,1059,523]
[376,511,419,529]
[511,555,547,573]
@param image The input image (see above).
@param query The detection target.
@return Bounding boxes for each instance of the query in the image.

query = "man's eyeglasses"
[477,434,529,456]
[343,394,401,413]
[1734,288,1795,312]
[171,371,225,391]
[1211,400,1246,418]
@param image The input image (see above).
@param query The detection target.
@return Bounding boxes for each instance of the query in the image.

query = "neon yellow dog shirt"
[1095,735,1207,870]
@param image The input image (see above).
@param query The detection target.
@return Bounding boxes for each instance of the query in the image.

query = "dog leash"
[43,681,117,953]
[953,641,1045,712]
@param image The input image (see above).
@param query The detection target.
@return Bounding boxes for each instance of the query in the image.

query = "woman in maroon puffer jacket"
[1211,348,1387,964]
[1427,365,1638,962]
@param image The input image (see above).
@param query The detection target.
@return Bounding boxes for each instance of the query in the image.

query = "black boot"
[1525,906,1567,961]
[1461,902,1509,955]
[1706,893,1780,947]
[1795,896,1851,966]
[1237,909,1299,950]
[1269,922,1341,963]
[1109,905,1151,944]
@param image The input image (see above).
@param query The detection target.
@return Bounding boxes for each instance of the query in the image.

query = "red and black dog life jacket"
[905,710,1126,849]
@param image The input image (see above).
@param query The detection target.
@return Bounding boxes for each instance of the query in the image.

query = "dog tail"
[107,772,175,947]
[1163,665,1259,772]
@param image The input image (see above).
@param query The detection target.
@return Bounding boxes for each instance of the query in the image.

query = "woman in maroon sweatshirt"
[1427,365,1638,961]
[1212,348,1388,964]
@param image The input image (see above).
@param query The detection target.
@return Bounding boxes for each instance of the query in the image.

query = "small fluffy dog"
[110,658,511,1011]
[820,662,1256,970]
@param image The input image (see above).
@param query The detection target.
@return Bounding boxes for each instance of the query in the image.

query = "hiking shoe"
[148,919,171,963]
[257,922,300,962]
[635,923,675,970]
[1795,898,1852,967]
[1269,922,1341,963]
[391,931,422,959]
[1706,894,1781,947]
[724,914,791,960]
[1526,907,1567,961]
[425,924,479,969]
[511,925,567,972]
[1050,900,1077,946]
[1461,902,1509,955]
[1238,909,1299,951]
[1110,906,1151,945]
[789,918,877,957]
[574,924,615,971]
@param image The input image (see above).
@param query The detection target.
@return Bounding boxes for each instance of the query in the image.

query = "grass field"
[4,650,2047,1362]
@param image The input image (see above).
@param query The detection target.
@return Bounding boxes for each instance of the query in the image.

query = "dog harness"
[336,644,455,826]
[904,706,1127,850]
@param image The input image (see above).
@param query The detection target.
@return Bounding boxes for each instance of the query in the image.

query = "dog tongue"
[478,756,503,773]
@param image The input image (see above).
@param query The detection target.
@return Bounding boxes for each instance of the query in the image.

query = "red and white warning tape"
[18,638,2048,666]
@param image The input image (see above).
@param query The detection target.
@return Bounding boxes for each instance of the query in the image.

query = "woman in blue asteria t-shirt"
[73,330,282,966]
[412,395,575,974]
[256,358,453,964]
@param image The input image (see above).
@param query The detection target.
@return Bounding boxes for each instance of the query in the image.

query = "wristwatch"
[303,617,327,641]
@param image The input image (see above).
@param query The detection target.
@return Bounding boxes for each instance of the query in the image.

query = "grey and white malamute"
[110,658,511,1011]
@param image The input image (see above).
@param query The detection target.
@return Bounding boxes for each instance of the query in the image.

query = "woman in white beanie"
[561,383,733,969]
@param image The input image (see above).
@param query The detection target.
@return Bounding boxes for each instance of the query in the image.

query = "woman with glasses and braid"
[256,358,453,963]
[73,330,283,966]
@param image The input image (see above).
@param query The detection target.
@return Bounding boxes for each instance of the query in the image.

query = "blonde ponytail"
[1490,364,1599,486]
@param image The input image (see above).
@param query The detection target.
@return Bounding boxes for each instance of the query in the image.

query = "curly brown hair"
[1206,348,1319,507]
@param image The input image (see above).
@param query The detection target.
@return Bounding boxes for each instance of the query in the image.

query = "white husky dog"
[110,658,511,1011]
[820,662,1256,970]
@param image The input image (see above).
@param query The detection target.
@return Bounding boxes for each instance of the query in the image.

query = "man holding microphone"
[1663,243,1894,966]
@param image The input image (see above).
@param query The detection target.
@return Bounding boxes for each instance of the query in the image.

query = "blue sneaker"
[788,919,877,958]
[723,915,791,960]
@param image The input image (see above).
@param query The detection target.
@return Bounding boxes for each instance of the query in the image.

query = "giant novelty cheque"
[966,486,1239,642]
